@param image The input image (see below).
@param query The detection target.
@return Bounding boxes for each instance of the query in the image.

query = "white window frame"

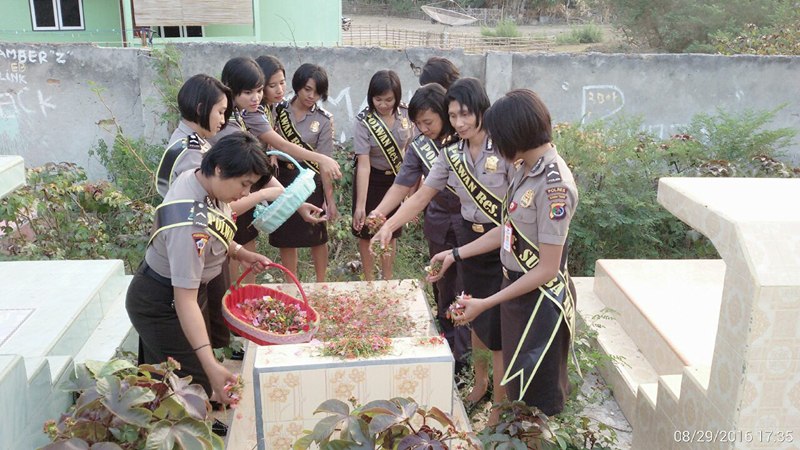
[158,25,205,38]
[29,0,85,31]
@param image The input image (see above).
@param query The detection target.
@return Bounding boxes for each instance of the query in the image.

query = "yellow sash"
[362,112,403,175]
[275,101,321,175]
[500,197,578,400]
[410,135,457,195]
[444,142,502,226]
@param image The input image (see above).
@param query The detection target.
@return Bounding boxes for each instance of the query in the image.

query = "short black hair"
[255,55,285,80]
[419,57,460,89]
[409,83,454,140]
[484,89,552,160]
[177,74,232,132]
[367,70,402,114]
[292,63,329,102]
[446,77,490,130]
[220,57,265,97]
[200,131,273,181]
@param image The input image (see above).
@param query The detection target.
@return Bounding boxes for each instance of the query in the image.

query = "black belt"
[502,266,524,280]
[463,219,494,234]
[142,261,172,287]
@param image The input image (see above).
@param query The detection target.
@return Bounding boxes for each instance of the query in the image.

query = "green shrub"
[0,163,154,273]
[557,24,604,44]
[557,107,797,276]
[481,19,522,38]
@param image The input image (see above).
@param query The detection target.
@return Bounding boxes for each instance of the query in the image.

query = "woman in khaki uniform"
[431,89,579,416]
[127,133,273,407]
[372,78,514,419]
[351,70,414,281]
[270,63,337,282]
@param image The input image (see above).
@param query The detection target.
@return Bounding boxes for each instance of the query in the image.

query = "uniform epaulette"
[398,101,408,110]
[355,106,370,122]
[185,134,203,151]
[316,105,333,119]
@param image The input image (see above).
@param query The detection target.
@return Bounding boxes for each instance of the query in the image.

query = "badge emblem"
[485,155,499,172]
[310,120,320,133]
[550,202,567,220]
[401,117,410,129]
[520,189,534,208]
[192,232,210,257]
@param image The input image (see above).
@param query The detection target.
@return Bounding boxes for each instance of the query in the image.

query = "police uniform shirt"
[207,109,247,146]
[276,101,334,162]
[241,105,273,138]
[395,133,461,243]
[353,105,414,172]
[145,170,232,288]
[500,145,578,271]
[424,136,515,224]
[169,121,211,185]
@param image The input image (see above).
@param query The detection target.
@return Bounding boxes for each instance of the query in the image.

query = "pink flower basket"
[222,263,319,346]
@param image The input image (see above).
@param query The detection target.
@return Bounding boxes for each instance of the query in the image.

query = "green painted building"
[0,0,341,47]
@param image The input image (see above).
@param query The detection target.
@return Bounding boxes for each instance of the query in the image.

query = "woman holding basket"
[127,133,273,409]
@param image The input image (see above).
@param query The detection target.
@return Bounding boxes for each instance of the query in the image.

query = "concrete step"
[592,259,725,375]
[0,260,126,359]
[0,155,25,200]
[574,277,659,427]
[74,275,137,364]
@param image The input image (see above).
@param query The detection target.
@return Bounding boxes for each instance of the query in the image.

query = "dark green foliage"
[608,0,797,53]
[41,359,223,450]
[556,107,797,276]
[0,163,154,273]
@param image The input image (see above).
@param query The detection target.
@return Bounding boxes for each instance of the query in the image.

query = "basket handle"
[233,263,309,305]
[266,150,309,175]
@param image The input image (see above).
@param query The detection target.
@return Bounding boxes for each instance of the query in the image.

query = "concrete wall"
[1,42,798,179]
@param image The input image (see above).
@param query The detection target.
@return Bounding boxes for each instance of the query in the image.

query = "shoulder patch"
[545,163,562,184]
[192,232,209,257]
[546,186,568,200]
[549,202,567,220]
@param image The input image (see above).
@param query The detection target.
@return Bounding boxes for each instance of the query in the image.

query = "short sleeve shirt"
[241,105,273,138]
[168,121,211,186]
[424,136,515,224]
[500,145,579,271]
[396,133,462,244]
[353,106,414,171]
[207,109,247,146]
[275,100,335,161]
[145,170,232,288]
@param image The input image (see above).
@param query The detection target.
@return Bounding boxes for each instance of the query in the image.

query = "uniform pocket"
[481,172,507,188]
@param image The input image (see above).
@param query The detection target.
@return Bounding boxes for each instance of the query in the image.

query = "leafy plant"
[148,45,184,130]
[41,358,223,450]
[481,19,522,38]
[293,397,481,449]
[0,163,154,273]
[556,24,603,44]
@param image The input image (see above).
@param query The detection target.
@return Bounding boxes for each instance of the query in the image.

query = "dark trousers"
[206,268,230,348]
[459,220,503,351]
[428,229,470,367]
[125,265,212,395]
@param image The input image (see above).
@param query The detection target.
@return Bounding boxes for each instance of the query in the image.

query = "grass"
[481,19,522,38]
[555,24,604,45]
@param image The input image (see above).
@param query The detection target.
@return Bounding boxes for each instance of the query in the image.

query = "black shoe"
[212,418,228,436]
[230,349,245,361]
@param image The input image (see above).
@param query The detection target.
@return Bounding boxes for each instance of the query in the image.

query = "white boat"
[421,4,478,26]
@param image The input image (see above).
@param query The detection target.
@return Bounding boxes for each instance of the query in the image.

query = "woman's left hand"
[238,250,271,274]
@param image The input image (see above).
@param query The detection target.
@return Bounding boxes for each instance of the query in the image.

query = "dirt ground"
[348,14,621,52]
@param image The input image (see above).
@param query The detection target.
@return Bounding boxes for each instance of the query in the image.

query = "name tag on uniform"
[503,222,513,252]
